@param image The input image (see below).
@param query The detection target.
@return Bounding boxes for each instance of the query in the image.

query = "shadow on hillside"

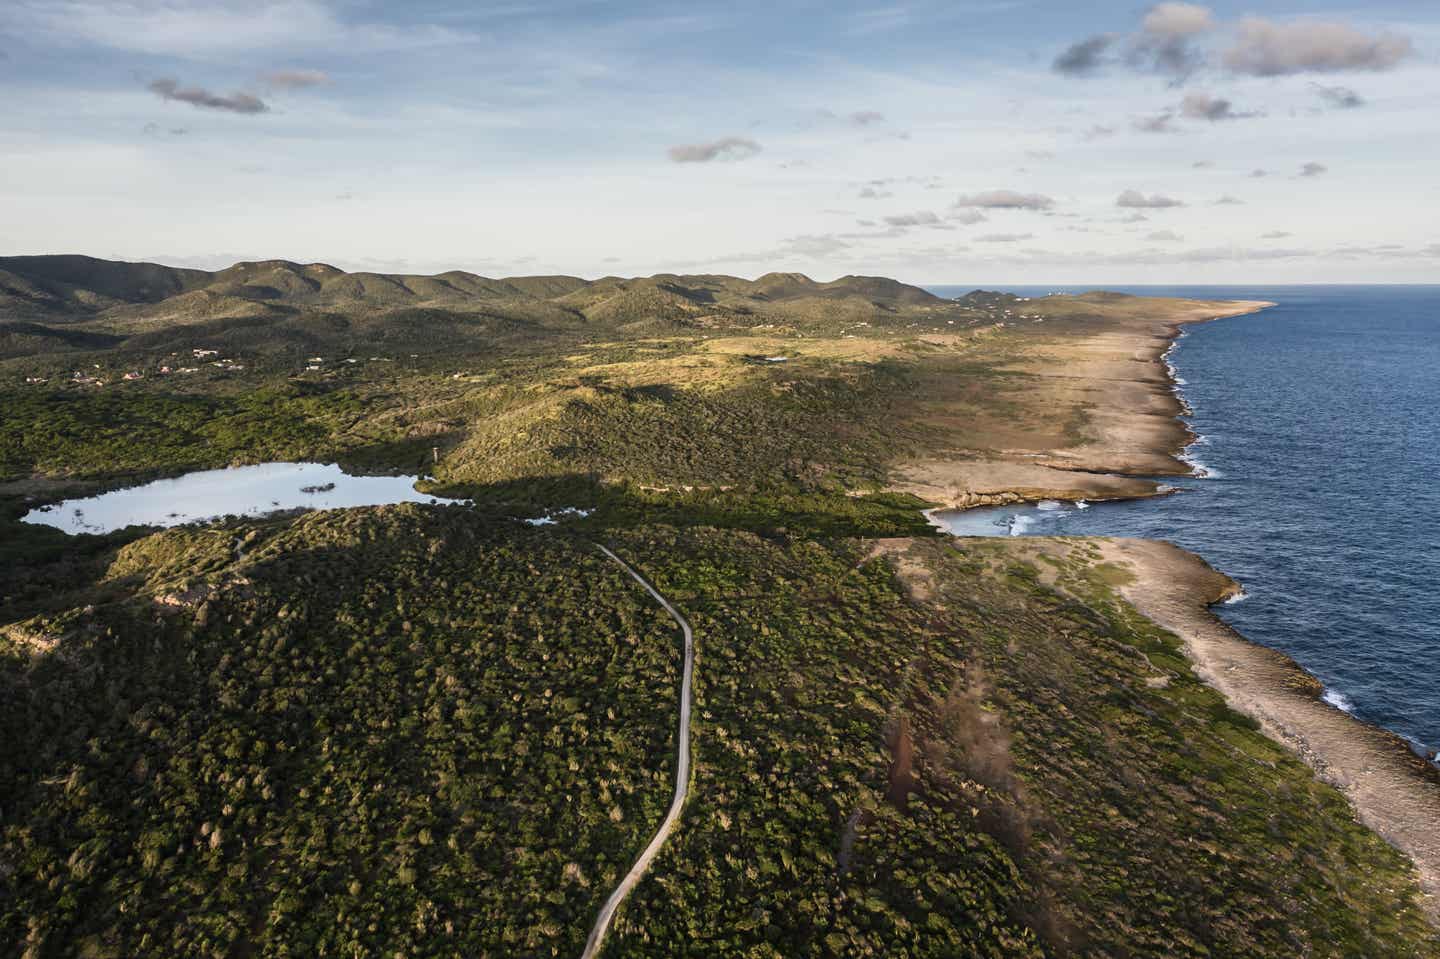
[422,472,939,539]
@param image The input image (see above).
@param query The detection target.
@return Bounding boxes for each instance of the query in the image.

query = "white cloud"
[1225,17,1413,76]
[947,210,989,225]
[1142,2,1215,39]
[1179,93,1257,121]
[264,69,329,90]
[1117,189,1184,208]
[148,78,267,114]
[1311,83,1365,109]
[667,137,761,163]
[953,190,1054,210]
[882,211,943,227]
[1130,2,1216,76]
[1132,113,1176,134]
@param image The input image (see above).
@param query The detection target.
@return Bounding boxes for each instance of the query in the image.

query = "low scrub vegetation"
[2,513,1433,957]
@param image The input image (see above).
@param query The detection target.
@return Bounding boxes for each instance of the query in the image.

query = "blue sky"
[1,1,1436,282]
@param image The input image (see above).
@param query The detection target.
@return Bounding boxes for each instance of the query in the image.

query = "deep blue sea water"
[923,285,1440,757]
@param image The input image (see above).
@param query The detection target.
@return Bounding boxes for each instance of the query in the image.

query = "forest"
[2,510,1435,957]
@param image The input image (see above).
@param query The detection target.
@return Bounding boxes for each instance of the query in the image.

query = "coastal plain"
[1,256,1436,957]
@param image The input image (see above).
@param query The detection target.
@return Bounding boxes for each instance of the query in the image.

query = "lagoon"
[23,462,465,535]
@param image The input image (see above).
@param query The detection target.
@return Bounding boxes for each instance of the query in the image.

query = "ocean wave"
[1036,500,1064,511]
[1179,447,1222,479]
[1321,687,1356,714]
[1223,589,1249,605]
[1402,735,1440,766]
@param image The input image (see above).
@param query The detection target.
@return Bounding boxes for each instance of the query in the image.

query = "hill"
[1,509,1434,957]
[0,255,940,326]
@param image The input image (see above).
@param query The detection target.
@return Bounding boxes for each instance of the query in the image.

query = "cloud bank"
[1055,6,1414,82]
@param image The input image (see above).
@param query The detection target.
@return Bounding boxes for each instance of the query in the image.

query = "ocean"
[924,285,1440,759]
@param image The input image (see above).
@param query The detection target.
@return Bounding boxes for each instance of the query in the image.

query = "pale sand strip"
[1099,537,1440,923]
[891,299,1275,509]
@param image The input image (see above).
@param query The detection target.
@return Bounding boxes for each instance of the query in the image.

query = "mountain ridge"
[0,254,943,321]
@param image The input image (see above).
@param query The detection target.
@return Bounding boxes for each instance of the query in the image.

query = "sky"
[1,0,1436,283]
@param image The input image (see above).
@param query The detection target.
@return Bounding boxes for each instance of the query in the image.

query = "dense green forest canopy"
[2,511,1435,957]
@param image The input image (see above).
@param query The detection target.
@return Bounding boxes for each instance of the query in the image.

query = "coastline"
[1122,300,1440,922]
[895,297,1275,511]
[1099,537,1440,922]
[911,297,1440,924]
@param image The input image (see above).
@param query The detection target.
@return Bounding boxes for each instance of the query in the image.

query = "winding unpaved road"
[580,544,696,959]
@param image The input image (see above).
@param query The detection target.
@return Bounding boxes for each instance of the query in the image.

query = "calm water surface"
[926,285,1440,756]
[23,462,465,535]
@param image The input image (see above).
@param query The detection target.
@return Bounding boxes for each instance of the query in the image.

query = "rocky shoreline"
[1109,300,1439,924]
[893,297,1274,511]
[914,297,1440,927]
[1100,538,1440,924]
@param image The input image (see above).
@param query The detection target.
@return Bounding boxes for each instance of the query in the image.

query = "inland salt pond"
[22,462,467,535]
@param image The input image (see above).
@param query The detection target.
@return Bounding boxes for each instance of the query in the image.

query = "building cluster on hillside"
[22,346,251,389]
